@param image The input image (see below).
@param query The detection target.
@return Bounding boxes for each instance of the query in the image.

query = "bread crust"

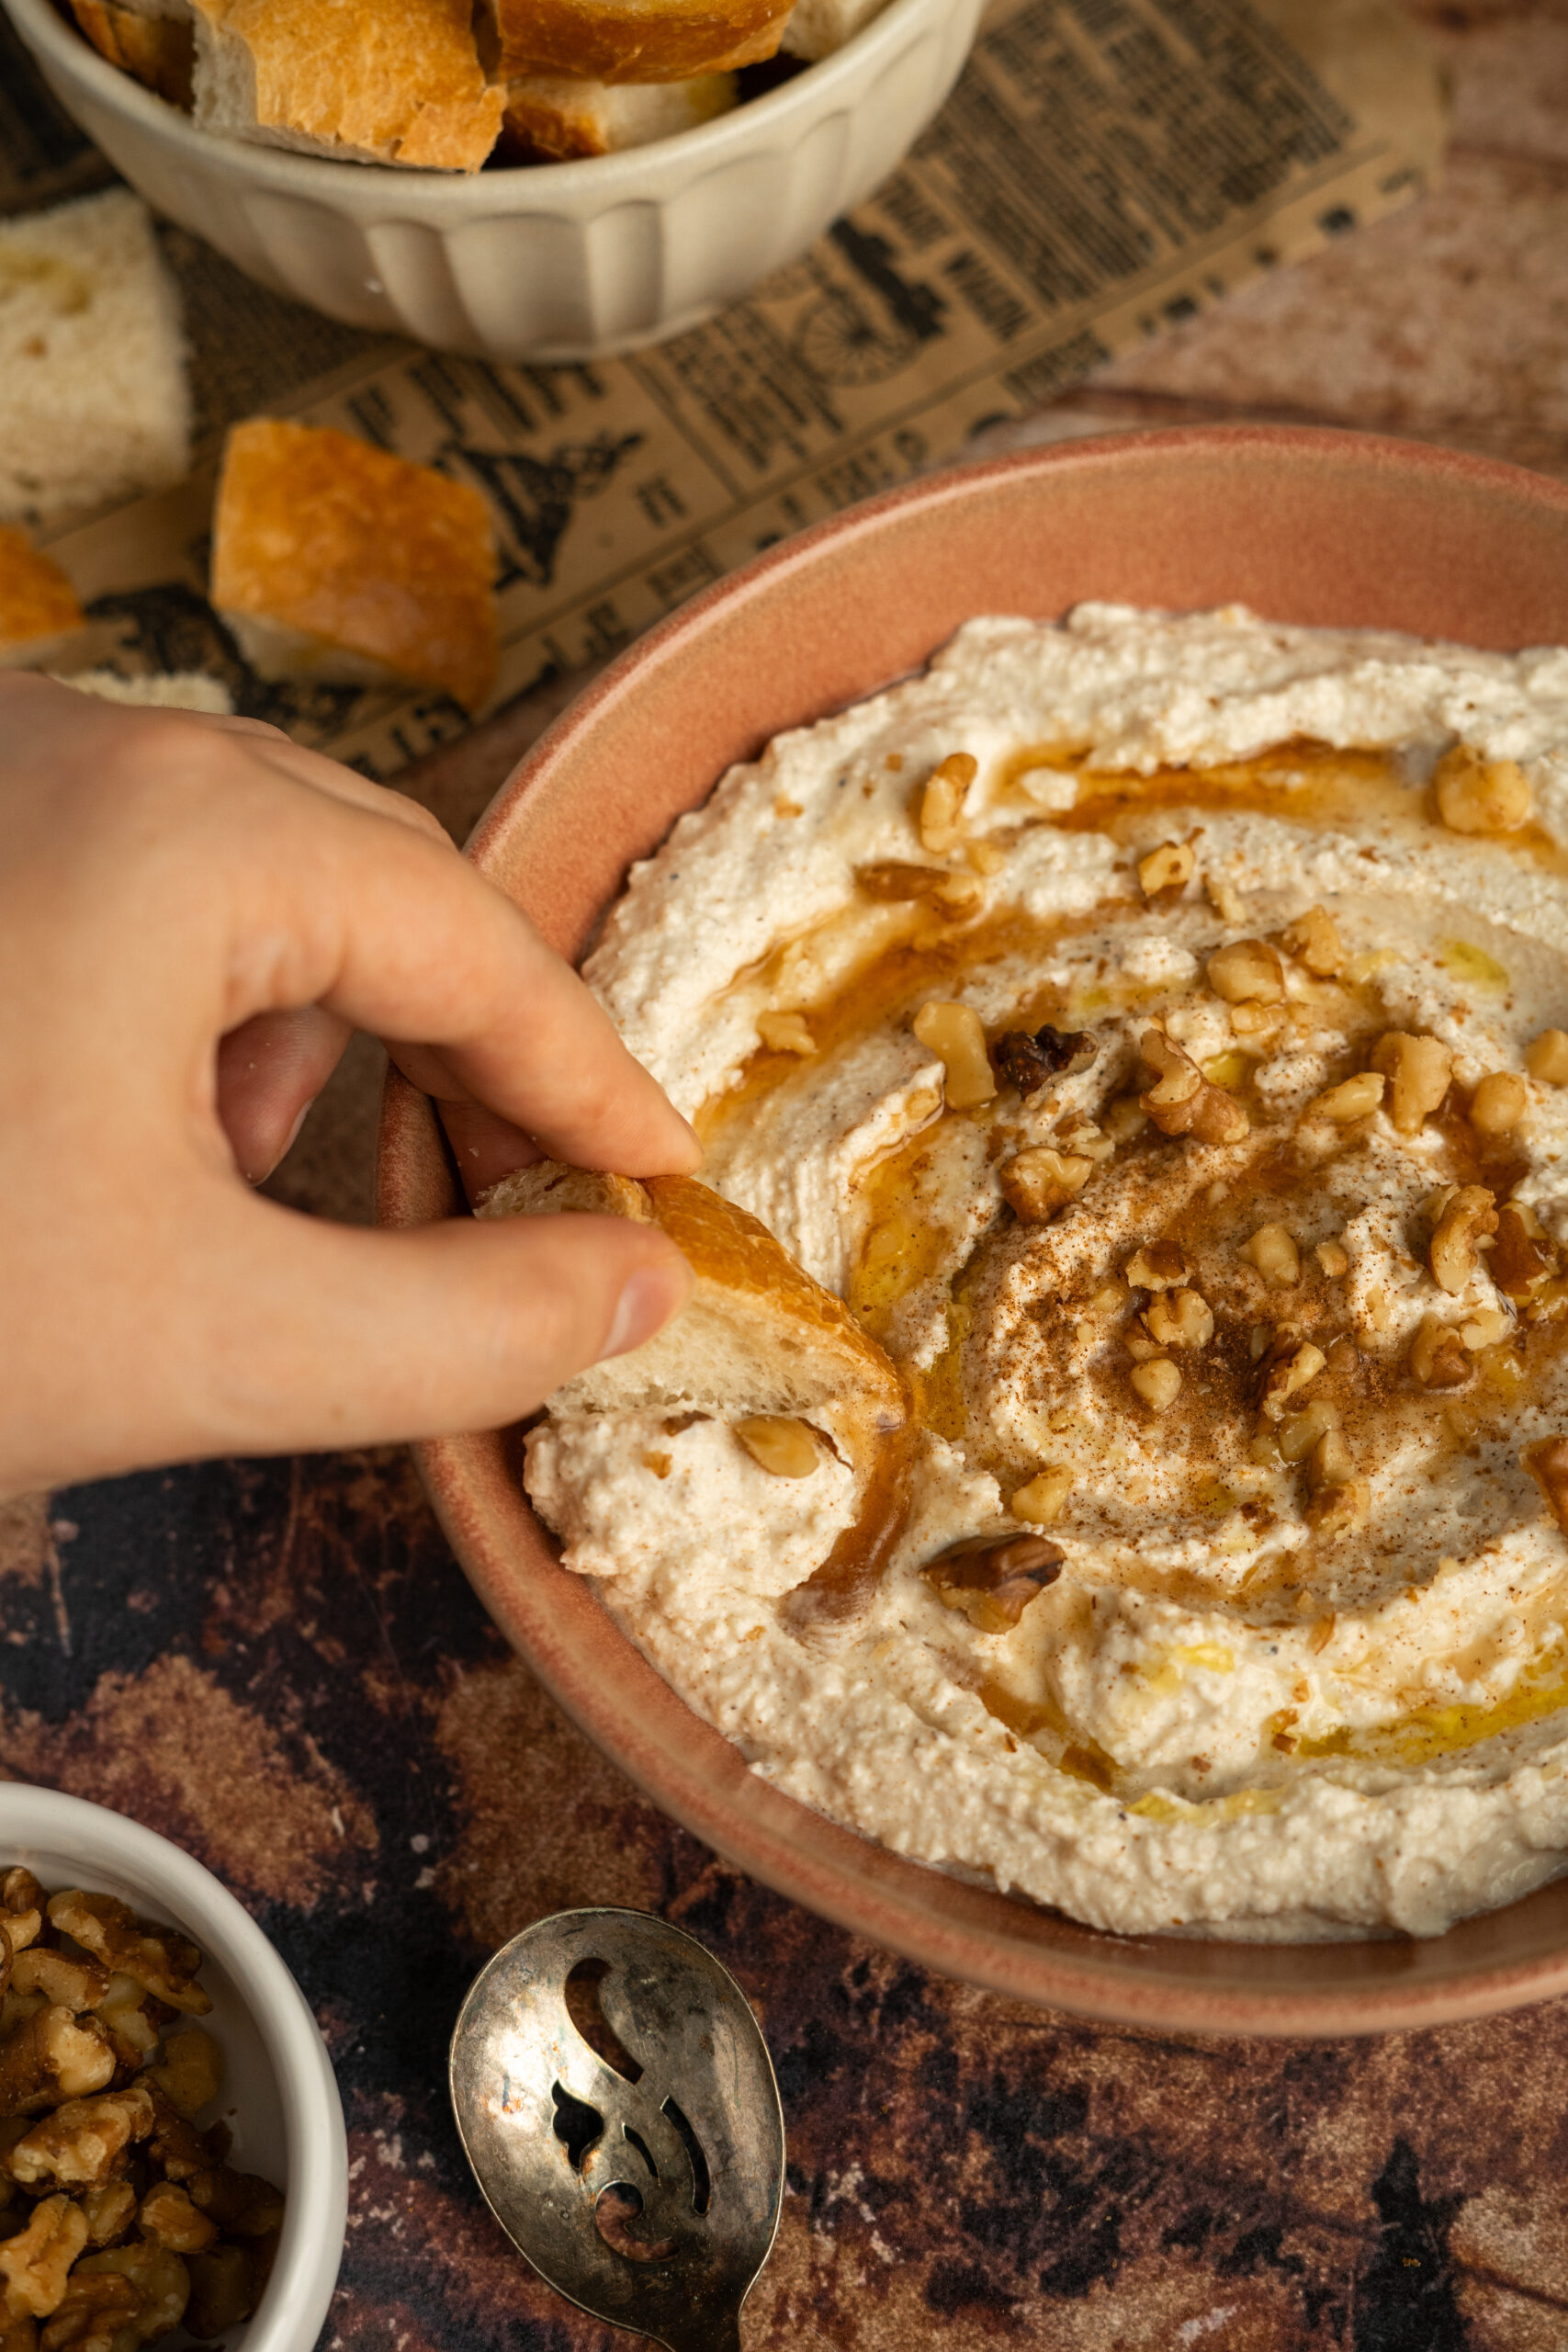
[480,0,790,84]
[192,0,502,171]
[497,71,736,162]
[211,418,498,713]
[69,0,195,105]
[0,526,84,654]
[482,1161,904,1419]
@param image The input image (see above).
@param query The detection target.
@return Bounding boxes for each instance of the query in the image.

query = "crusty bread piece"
[0,191,189,528]
[498,70,736,162]
[191,0,502,170]
[779,0,886,57]
[0,526,85,667]
[479,0,790,85]
[69,0,195,106]
[52,668,233,714]
[481,1162,904,1420]
[211,418,499,713]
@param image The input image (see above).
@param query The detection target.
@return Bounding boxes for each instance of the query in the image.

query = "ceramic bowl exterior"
[0,1783,347,2347]
[2,0,981,361]
[378,425,1568,2033]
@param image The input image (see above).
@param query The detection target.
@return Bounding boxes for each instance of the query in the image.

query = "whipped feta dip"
[524,602,1568,1941]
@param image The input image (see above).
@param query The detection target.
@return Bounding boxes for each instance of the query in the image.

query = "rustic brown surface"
[8,5,1568,2348]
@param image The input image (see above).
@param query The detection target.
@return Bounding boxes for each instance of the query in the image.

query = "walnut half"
[1138,1030,1247,1147]
[921,1533,1064,1634]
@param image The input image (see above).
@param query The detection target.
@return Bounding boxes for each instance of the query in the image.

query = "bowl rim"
[0,1781,347,2349]
[2,0,951,206]
[382,423,1568,2036]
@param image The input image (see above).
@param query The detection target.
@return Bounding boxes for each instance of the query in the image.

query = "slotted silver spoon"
[450,1907,785,2352]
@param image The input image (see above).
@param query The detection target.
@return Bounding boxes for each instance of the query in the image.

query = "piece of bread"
[479,0,791,85]
[0,191,189,528]
[0,527,85,668]
[778,0,886,57]
[51,668,233,714]
[498,70,737,162]
[481,1162,905,1421]
[191,0,502,170]
[211,418,499,713]
[68,0,195,107]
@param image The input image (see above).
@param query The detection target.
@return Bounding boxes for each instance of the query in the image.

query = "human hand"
[0,677,698,1496]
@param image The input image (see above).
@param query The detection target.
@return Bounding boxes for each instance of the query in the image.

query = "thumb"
[165,1199,693,1464]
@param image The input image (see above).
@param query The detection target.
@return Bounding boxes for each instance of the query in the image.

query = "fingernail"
[600,1264,686,1362]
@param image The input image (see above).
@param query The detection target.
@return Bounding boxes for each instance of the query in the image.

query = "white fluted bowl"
[2,0,980,360]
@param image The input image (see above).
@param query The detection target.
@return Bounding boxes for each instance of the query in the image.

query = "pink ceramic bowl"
[378,425,1568,2036]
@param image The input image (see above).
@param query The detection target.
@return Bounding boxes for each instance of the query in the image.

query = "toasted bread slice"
[481,1162,904,1421]
[211,419,498,713]
[0,526,85,665]
[191,0,502,171]
[69,0,195,106]
[479,0,790,84]
[498,70,737,162]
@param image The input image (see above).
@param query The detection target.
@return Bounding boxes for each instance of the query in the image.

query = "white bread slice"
[779,0,886,56]
[211,418,499,712]
[51,669,233,714]
[498,71,737,162]
[480,1162,905,1421]
[190,0,502,171]
[479,0,791,85]
[0,191,189,528]
[68,0,195,105]
[0,526,85,667]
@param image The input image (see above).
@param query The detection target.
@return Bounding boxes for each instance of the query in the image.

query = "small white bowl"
[0,1784,347,2352]
[1,0,981,361]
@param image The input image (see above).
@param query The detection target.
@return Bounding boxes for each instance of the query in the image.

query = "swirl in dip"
[522,603,1568,1941]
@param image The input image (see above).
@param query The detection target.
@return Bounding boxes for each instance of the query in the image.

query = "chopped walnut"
[1138,1030,1247,1146]
[1525,1436,1568,1533]
[183,2244,254,2341]
[44,1899,209,2021]
[1307,1072,1384,1125]
[1137,840,1194,895]
[137,2187,216,2258]
[8,2089,154,2194]
[999,1147,1094,1223]
[1145,1289,1214,1350]
[1433,745,1533,834]
[1206,938,1284,1004]
[1276,1398,1338,1464]
[38,2268,141,2352]
[1315,1239,1350,1279]
[1243,1223,1301,1288]
[1279,905,1346,977]
[1129,1358,1181,1411]
[77,2184,134,2250]
[1309,1425,1355,1490]
[1371,1032,1452,1136]
[911,1001,995,1109]
[853,860,981,915]
[1124,1242,1189,1292]
[734,1417,823,1478]
[1429,1184,1498,1296]
[0,1880,43,1961]
[1260,1340,1326,1421]
[141,2089,207,2188]
[69,2247,186,2347]
[1526,1029,1568,1086]
[1410,1313,1471,1389]
[10,1960,109,2018]
[1471,1071,1527,1136]
[0,2198,87,2318]
[145,2034,220,2125]
[755,1011,815,1056]
[918,752,977,853]
[1492,1204,1556,1300]
[1461,1305,1513,1351]
[1055,1114,1115,1164]
[1010,1468,1074,1528]
[186,2169,284,2241]
[0,2010,115,2119]
[922,1533,1063,1634]
[991,1023,1096,1094]
[90,1981,159,2068]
